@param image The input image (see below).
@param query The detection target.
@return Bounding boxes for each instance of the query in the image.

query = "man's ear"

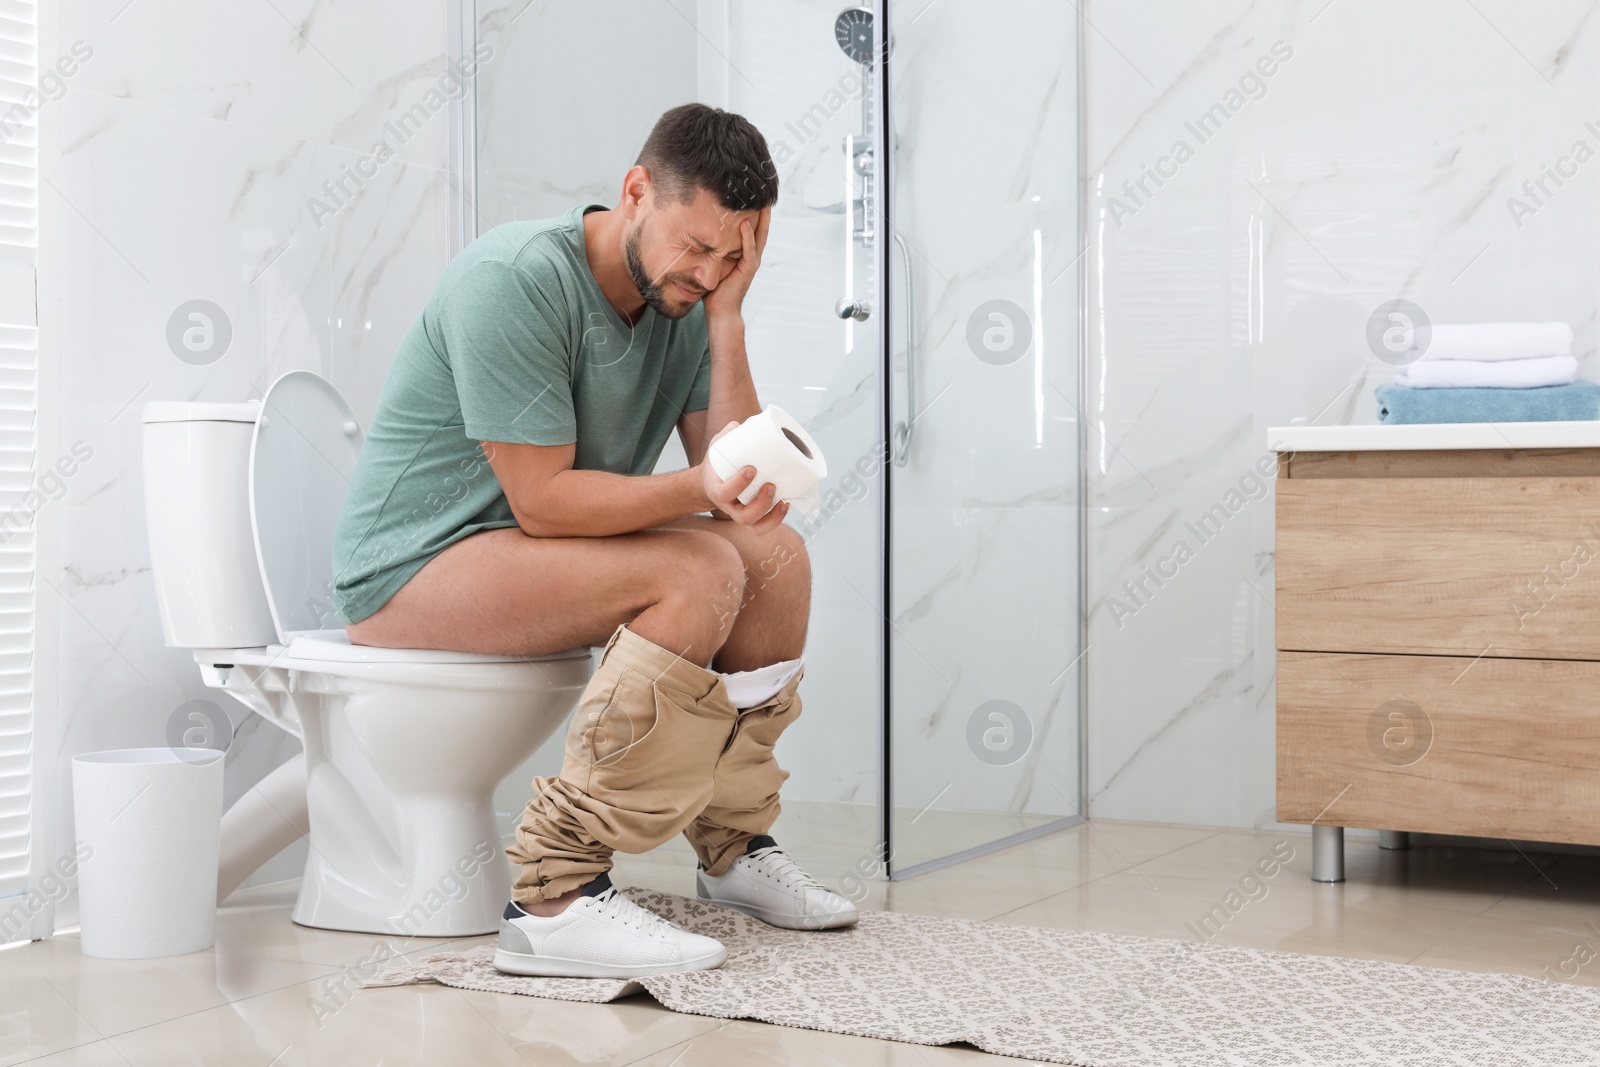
[619,165,652,219]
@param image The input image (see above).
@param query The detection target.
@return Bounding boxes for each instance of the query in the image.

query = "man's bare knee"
[623,530,746,665]
[747,523,810,602]
[658,530,746,637]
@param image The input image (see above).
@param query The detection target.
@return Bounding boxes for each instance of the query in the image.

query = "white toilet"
[141,370,593,936]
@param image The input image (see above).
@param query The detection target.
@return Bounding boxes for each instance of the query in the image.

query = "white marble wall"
[475,0,699,222]
[1083,0,1600,828]
[35,0,463,892]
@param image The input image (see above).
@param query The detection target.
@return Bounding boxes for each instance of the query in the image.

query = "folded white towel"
[1395,354,1579,389]
[1408,322,1573,362]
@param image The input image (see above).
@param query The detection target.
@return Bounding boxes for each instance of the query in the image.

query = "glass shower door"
[883,0,1084,876]
[469,0,1081,890]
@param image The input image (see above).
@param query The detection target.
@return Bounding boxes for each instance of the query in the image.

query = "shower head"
[834,6,874,65]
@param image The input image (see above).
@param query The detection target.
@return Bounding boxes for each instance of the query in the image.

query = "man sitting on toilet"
[330,103,856,978]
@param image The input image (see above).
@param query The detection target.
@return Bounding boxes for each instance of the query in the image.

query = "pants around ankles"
[505,624,804,903]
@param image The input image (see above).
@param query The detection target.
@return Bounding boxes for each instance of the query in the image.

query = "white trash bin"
[72,747,225,959]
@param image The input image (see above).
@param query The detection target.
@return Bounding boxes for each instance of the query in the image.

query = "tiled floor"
[6,806,1600,1065]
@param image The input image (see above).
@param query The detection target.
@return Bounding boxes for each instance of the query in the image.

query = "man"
[331,103,856,979]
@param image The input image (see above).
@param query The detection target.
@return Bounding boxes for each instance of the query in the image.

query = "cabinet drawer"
[1277,651,1600,844]
[1276,474,1600,659]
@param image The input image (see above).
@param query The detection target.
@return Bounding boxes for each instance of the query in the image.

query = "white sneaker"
[696,835,859,930]
[494,873,727,978]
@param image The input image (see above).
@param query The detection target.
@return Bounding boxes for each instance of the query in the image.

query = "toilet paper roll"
[707,405,828,521]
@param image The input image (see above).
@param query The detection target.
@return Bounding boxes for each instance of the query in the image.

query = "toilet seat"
[280,628,591,666]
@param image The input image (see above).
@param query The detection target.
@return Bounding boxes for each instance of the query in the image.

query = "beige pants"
[506,624,803,903]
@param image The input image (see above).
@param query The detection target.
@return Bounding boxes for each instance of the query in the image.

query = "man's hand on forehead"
[683,210,758,259]
[714,207,762,243]
[701,204,771,321]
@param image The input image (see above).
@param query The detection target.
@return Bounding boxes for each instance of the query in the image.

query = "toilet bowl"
[142,371,592,936]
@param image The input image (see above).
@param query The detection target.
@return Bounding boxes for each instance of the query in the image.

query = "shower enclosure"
[469,0,1084,883]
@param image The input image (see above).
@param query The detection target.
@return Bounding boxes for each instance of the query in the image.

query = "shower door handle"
[889,230,915,467]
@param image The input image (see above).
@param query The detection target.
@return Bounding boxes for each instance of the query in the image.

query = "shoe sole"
[696,890,859,930]
[491,944,727,979]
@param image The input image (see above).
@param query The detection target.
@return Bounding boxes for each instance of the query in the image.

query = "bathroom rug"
[363,887,1599,1066]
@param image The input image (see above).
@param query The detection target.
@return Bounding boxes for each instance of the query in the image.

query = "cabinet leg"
[1312,825,1345,883]
[1378,830,1410,851]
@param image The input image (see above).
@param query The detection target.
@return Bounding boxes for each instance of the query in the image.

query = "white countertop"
[1267,421,1600,452]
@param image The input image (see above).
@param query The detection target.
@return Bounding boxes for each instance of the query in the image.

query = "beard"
[624,223,704,320]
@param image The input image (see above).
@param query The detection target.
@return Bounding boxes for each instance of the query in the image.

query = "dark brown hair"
[636,103,779,212]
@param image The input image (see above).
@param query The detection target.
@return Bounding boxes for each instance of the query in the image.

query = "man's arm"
[699,206,770,440]
[677,329,761,469]
[484,437,785,538]
[701,313,761,445]
[678,409,713,468]
[678,205,772,497]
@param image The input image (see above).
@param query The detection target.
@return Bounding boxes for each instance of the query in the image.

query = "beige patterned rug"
[362,887,1600,1066]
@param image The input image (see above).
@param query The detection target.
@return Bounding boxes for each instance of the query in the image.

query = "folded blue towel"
[1376,382,1600,424]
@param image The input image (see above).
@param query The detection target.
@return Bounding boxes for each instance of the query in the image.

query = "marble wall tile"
[61,0,454,167]
[1085,0,1600,828]
[473,0,699,223]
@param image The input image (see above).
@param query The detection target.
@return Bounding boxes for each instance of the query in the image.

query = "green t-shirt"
[331,204,712,624]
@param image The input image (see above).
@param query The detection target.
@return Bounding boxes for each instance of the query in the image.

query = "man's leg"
[346,525,746,666]
[655,517,812,877]
[656,515,811,673]
[652,518,853,929]
[346,525,753,913]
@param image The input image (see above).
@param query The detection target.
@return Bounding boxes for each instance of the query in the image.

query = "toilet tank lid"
[143,400,262,424]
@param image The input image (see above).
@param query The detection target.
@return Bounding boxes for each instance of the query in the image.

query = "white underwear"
[719,656,803,710]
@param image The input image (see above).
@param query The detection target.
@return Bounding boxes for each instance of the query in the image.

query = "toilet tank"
[142,401,278,649]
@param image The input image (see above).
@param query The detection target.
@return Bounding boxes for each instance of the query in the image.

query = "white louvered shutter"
[0,0,38,902]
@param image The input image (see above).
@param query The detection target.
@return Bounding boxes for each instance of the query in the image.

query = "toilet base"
[202,641,592,938]
[290,800,514,938]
